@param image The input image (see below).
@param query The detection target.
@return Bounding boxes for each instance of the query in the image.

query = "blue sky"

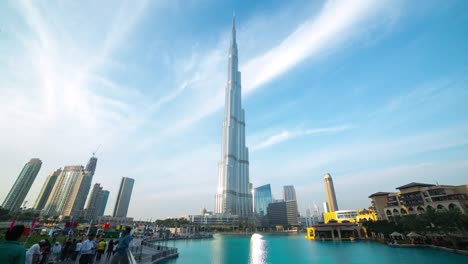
[0,0,467,219]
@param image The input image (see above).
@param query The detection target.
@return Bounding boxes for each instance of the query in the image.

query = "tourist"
[25,242,42,264]
[0,225,26,264]
[51,242,62,263]
[96,239,106,261]
[106,240,114,261]
[72,240,82,261]
[79,233,96,264]
[61,238,73,261]
[38,239,50,264]
[111,226,133,264]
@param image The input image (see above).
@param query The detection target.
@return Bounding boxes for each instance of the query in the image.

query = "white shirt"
[81,239,95,254]
[25,244,41,264]
[75,242,82,252]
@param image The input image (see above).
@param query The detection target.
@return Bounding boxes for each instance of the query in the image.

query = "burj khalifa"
[215,18,252,217]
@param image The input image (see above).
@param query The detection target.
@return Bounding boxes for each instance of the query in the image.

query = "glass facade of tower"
[2,158,42,212]
[283,185,297,201]
[33,168,61,210]
[43,166,84,217]
[113,177,134,217]
[254,184,272,216]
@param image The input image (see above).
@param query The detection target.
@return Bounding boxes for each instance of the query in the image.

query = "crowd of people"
[0,225,134,264]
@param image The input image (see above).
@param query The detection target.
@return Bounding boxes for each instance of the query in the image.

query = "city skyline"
[1,0,468,219]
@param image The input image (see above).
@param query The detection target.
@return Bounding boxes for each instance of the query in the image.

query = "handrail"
[127,248,138,264]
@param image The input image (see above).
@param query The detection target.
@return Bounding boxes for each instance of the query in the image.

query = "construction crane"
[93,144,101,157]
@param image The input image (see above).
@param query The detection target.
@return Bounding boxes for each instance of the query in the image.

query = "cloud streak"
[252,125,351,150]
[242,0,392,93]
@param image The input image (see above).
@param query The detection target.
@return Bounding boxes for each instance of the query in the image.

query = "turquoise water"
[160,233,468,264]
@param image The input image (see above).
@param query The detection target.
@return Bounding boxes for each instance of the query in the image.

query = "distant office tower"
[43,156,97,218]
[2,158,42,212]
[99,190,109,217]
[323,202,329,213]
[84,183,108,221]
[33,169,61,210]
[283,185,299,215]
[283,185,297,201]
[254,184,273,216]
[215,18,252,217]
[72,156,99,215]
[267,200,298,226]
[324,173,339,212]
[113,177,135,217]
[85,156,98,177]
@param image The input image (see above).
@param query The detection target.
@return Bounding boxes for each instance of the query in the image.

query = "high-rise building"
[254,184,272,216]
[283,185,297,201]
[324,173,339,212]
[85,157,98,177]
[84,183,108,221]
[43,156,98,218]
[99,190,109,217]
[2,158,42,212]
[215,17,252,217]
[267,200,298,226]
[113,177,134,217]
[44,166,85,217]
[33,168,61,210]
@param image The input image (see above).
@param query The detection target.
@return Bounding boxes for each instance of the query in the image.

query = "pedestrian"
[25,242,42,264]
[61,238,72,261]
[96,239,106,261]
[111,226,133,264]
[38,239,50,264]
[51,242,61,263]
[79,233,96,264]
[106,240,114,261]
[0,225,26,264]
[72,240,82,261]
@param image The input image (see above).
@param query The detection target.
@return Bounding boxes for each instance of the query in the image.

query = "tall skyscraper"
[84,183,108,221]
[283,185,299,216]
[2,158,42,212]
[215,17,252,217]
[254,184,272,216]
[85,156,98,177]
[99,190,109,217]
[33,168,61,210]
[44,166,85,217]
[113,177,134,217]
[283,185,297,201]
[324,173,339,212]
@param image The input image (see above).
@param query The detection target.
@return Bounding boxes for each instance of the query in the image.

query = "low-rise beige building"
[369,182,468,220]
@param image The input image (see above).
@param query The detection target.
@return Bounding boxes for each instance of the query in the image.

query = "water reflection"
[249,233,266,264]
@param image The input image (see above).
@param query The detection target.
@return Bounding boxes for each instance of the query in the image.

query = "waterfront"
[161,233,468,264]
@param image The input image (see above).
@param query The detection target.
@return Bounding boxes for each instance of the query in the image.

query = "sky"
[0,0,467,220]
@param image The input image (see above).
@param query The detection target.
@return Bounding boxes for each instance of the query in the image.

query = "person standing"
[96,239,106,261]
[51,242,61,263]
[111,227,133,264]
[25,242,42,264]
[79,233,96,264]
[106,240,114,261]
[0,225,26,264]
[72,240,82,261]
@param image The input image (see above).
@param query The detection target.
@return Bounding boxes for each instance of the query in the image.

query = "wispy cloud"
[252,125,351,150]
[242,0,394,93]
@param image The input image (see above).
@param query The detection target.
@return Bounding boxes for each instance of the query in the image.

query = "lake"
[157,233,467,264]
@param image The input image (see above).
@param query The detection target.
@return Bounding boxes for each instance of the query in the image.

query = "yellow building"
[305,223,368,241]
[323,209,377,224]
